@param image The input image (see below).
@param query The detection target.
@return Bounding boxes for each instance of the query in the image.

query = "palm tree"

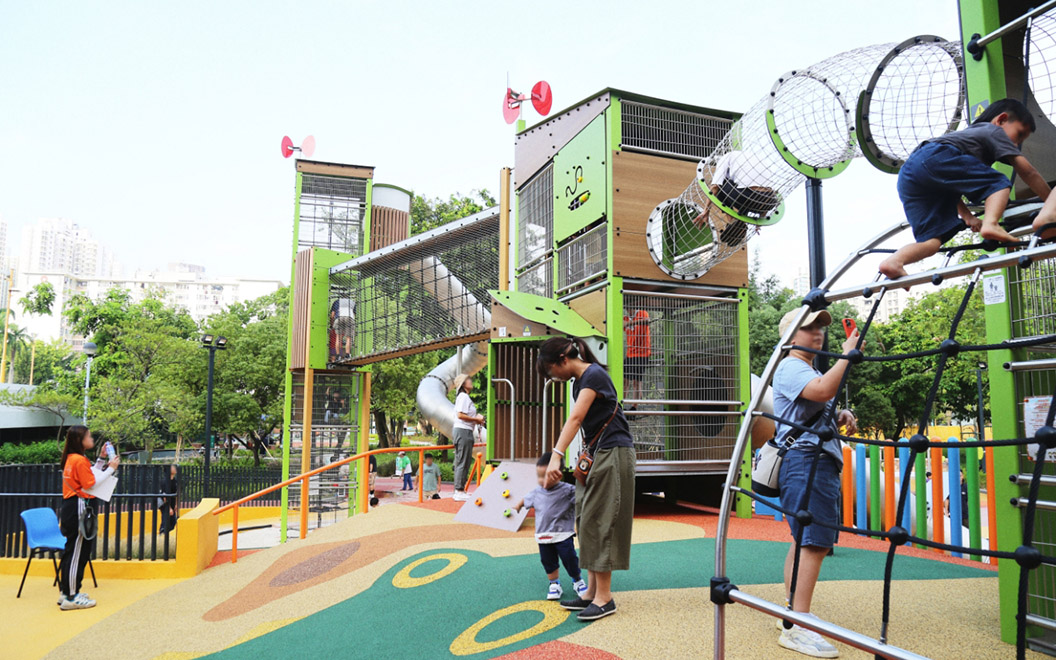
[2,323,29,383]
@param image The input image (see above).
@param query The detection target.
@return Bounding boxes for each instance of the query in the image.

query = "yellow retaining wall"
[0,498,221,580]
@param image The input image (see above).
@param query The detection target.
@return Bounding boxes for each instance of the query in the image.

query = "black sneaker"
[559,597,590,611]
[577,599,617,621]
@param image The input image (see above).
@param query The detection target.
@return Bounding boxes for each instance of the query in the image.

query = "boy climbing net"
[879,98,1052,279]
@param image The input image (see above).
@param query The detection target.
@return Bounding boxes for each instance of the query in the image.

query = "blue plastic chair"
[17,507,96,598]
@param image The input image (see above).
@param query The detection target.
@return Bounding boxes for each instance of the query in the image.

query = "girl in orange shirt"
[59,426,118,610]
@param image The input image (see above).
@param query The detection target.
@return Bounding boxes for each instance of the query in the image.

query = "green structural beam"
[489,290,605,338]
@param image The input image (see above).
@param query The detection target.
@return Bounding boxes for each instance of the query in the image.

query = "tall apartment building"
[16,218,119,287]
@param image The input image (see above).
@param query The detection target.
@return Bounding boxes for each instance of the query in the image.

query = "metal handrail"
[491,378,516,459]
[1004,358,1056,372]
[966,0,1056,59]
[213,442,485,563]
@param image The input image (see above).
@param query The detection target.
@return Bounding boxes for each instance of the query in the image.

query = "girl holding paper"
[58,426,118,610]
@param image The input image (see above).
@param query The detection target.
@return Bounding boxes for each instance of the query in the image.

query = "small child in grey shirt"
[514,453,589,601]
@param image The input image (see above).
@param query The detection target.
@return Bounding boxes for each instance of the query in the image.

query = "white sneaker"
[778,625,839,658]
[573,579,588,598]
[60,593,96,610]
[547,582,563,600]
[453,491,471,502]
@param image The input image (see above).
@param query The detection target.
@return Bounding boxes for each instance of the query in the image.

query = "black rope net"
[713,224,1056,660]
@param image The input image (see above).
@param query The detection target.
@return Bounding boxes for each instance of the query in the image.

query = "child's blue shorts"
[897,142,1012,243]
[779,448,840,548]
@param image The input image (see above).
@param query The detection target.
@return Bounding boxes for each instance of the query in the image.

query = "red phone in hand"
[842,318,857,338]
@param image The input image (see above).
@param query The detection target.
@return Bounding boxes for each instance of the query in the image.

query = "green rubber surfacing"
[205,538,992,659]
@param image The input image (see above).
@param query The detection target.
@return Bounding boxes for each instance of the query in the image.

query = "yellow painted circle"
[449,601,569,656]
[391,553,467,589]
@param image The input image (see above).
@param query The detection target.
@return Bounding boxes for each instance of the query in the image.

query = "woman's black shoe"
[577,599,617,621]
[559,597,590,611]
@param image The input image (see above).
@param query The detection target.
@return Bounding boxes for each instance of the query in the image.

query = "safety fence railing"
[1,492,177,561]
[215,443,486,563]
[752,439,1000,563]
[180,464,284,507]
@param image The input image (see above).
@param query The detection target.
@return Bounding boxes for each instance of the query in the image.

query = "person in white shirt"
[452,375,484,501]
[698,151,779,243]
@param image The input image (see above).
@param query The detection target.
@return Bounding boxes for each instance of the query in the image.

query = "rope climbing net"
[712,221,1056,660]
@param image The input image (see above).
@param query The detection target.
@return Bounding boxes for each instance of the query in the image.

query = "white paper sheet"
[86,467,118,502]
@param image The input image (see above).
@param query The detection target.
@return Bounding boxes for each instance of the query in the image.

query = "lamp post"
[82,342,97,424]
[975,361,988,441]
[201,335,227,497]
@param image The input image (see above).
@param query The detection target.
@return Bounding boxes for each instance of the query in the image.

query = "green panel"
[280,170,305,542]
[765,103,855,180]
[489,290,604,338]
[362,180,373,258]
[552,115,608,243]
[307,248,356,369]
[486,346,496,462]
[958,0,1020,643]
[735,287,752,519]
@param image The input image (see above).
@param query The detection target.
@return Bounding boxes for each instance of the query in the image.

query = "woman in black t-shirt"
[538,336,635,622]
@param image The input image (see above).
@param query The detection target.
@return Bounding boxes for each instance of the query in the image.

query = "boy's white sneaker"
[573,579,588,598]
[453,491,471,502]
[60,593,96,610]
[778,624,839,658]
[547,582,563,600]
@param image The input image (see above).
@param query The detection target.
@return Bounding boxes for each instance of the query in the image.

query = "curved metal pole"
[491,378,516,460]
[713,220,908,659]
[542,379,555,453]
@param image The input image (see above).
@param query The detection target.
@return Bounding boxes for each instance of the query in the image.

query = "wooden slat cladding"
[492,343,567,461]
[370,205,410,251]
[291,250,313,370]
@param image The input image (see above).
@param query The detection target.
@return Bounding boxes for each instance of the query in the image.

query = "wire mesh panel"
[330,210,499,363]
[1011,247,1056,341]
[622,291,742,461]
[620,100,734,159]
[858,37,965,172]
[328,270,356,363]
[517,165,553,269]
[289,372,360,531]
[492,342,567,460]
[516,257,552,298]
[557,224,607,293]
[645,194,755,281]
[297,174,368,254]
[1029,11,1056,127]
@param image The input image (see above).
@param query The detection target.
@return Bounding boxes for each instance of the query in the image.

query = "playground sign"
[1025,395,1053,461]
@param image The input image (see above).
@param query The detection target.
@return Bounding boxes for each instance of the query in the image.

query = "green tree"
[371,351,442,448]
[19,282,56,317]
[13,339,73,385]
[410,190,496,235]
[853,387,897,439]
[0,387,82,442]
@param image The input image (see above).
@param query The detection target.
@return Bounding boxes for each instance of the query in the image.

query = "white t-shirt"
[710,151,770,188]
[453,391,477,431]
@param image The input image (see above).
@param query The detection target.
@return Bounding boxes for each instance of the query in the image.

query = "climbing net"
[1028,10,1056,127]
[712,221,1056,660]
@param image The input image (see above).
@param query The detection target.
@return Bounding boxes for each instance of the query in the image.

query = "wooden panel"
[296,159,374,179]
[491,343,566,461]
[490,301,553,341]
[567,289,607,333]
[290,250,313,370]
[370,205,409,251]
[611,150,749,288]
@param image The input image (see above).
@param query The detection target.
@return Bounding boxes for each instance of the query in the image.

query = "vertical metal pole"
[976,368,987,444]
[805,178,829,372]
[83,356,93,423]
[204,347,214,498]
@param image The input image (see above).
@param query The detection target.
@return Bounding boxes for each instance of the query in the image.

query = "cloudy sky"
[0,1,962,286]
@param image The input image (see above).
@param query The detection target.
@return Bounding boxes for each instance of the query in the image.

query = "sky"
[0,1,963,286]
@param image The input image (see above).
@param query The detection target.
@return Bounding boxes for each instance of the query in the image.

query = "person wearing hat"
[452,375,484,501]
[773,308,860,659]
[395,451,413,491]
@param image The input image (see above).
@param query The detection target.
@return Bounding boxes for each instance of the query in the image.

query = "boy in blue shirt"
[513,453,589,601]
[879,99,1051,279]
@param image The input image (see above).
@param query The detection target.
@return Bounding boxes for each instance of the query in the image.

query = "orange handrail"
[215,442,486,563]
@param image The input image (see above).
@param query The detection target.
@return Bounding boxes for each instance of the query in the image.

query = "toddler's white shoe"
[573,579,588,598]
[778,624,839,658]
[547,582,563,600]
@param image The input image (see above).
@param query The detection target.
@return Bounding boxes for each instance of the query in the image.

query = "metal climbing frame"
[622,290,742,467]
[619,100,734,161]
[329,207,500,364]
[288,371,361,532]
[516,165,553,297]
[556,223,607,294]
[713,221,1056,659]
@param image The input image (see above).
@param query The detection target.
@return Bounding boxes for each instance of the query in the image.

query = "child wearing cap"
[771,308,860,658]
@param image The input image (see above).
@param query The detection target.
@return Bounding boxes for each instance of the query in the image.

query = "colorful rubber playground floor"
[8,497,1043,660]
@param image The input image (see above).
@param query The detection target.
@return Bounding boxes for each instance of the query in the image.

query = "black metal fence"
[0,463,286,562]
[179,465,284,506]
[0,464,176,561]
